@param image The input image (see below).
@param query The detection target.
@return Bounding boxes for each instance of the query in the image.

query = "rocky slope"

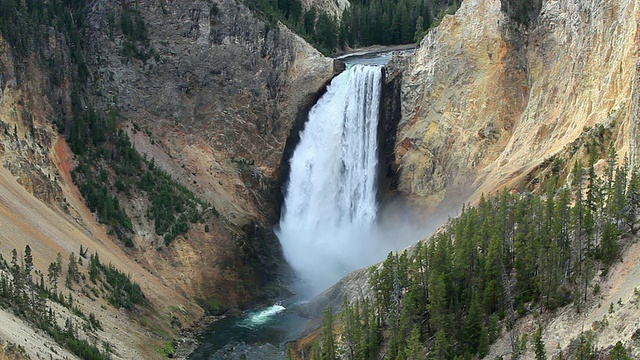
[0,0,334,357]
[392,0,639,214]
[82,0,335,308]
[302,0,350,17]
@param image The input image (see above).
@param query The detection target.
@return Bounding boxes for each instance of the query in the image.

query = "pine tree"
[405,325,422,359]
[341,296,360,360]
[533,326,546,360]
[321,307,336,360]
[599,222,619,266]
[463,292,483,353]
[285,343,295,360]
[66,252,79,288]
[609,341,632,360]
[303,6,316,35]
[430,329,449,360]
[23,245,33,285]
[414,15,425,43]
[311,340,321,360]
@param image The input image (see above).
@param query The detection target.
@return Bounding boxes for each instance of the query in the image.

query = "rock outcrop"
[0,0,335,356]
[302,0,350,17]
[392,0,639,214]
[81,0,335,307]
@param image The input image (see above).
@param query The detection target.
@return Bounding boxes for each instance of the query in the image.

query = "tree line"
[301,147,637,359]
[243,0,460,54]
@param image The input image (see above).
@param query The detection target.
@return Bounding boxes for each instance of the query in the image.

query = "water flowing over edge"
[277,65,383,296]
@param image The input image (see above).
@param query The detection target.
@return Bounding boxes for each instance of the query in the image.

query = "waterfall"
[277,65,383,295]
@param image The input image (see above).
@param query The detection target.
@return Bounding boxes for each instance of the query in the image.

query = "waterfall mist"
[277,64,427,297]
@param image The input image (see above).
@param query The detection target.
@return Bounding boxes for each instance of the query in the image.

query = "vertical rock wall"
[81,0,336,307]
[393,0,640,213]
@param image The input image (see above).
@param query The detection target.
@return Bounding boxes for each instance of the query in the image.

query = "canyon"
[0,0,639,358]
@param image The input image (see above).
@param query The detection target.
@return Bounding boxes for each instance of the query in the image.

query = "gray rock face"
[80,0,335,306]
[86,0,333,178]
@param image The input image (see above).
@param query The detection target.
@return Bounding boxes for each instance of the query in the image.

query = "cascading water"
[277,64,383,295]
[190,53,426,360]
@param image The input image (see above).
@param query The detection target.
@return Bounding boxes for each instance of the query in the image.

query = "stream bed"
[188,303,309,360]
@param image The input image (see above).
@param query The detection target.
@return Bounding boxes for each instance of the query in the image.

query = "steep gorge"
[1,0,640,357]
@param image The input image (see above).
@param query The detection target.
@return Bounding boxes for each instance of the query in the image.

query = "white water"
[277,65,384,296]
[238,304,286,329]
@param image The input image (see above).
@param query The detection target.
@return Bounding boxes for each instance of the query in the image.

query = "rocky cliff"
[392,0,639,214]
[0,0,334,357]
[82,0,334,307]
[302,0,350,17]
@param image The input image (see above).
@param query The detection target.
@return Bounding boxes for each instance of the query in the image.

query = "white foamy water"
[238,304,286,329]
[277,65,383,296]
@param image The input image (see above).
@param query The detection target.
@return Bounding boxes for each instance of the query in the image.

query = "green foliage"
[0,246,111,360]
[534,326,546,360]
[0,0,87,70]
[509,0,543,27]
[69,106,212,247]
[195,297,224,315]
[609,341,632,360]
[333,158,639,359]
[138,163,208,245]
[157,341,175,358]
[66,252,79,288]
[119,8,154,62]
[321,307,337,360]
[575,332,597,360]
[315,12,338,52]
[102,262,143,310]
[339,0,457,49]
[242,0,457,54]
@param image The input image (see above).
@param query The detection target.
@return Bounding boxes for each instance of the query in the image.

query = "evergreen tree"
[311,339,321,360]
[315,12,337,52]
[599,222,619,267]
[303,6,316,35]
[23,245,33,285]
[66,252,79,288]
[533,326,546,360]
[462,292,483,353]
[405,325,422,359]
[321,307,337,360]
[430,329,450,360]
[609,341,632,360]
[414,15,425,43]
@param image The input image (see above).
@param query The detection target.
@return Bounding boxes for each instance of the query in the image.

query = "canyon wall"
[392,0,639,214]
[0,0,334,356]
[82,0,335,307]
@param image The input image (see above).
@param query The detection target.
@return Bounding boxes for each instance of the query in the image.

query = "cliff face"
[385,0,640,355]
[0,0,334,356]
[393,0,640,213]
[0,37,65,208]
[302,0,350,17]
[81,0,334,307]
